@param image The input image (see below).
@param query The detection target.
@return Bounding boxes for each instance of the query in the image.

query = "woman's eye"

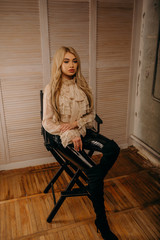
[63,61,69,63]
[73,60,77,63]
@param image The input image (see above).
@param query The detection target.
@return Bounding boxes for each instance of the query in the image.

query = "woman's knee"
[102,140,120,161]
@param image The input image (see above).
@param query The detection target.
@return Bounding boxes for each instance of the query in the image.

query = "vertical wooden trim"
[89,0,97,112]
[39,0,51,87]
[0,80,10,163]
[127,0,143,145]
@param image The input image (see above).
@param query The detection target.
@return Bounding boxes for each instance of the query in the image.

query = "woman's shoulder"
[44,83,51,93]
[43,83,52,100]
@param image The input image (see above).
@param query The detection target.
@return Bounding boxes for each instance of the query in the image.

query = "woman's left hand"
[72,136,83,151]
[60,121,77,133]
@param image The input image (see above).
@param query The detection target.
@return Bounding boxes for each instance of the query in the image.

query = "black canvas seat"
[40,90,103,223]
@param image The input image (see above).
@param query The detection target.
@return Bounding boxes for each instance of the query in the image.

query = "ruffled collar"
[61,77,85,102]
[62,77,76,86]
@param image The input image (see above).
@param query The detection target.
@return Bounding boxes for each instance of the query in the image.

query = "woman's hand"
[60,121,77,133]
[72,136,82,151]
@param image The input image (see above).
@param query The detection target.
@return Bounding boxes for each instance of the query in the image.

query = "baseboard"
[0,156,56,171]
[119,143,128,149]
[130,134,160,167]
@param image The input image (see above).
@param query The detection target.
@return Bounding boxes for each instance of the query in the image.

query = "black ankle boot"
[95,218,119,240]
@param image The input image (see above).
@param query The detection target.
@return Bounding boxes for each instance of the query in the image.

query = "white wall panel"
[0,0,48,165]
[48,0,89,81]
[96,0,134,146]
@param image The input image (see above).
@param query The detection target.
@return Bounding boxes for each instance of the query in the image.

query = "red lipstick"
[68,69,75,73]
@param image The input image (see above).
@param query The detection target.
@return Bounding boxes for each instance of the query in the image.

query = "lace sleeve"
[42,84,61,135]
[60,129,80,148]
[77,109,95,130]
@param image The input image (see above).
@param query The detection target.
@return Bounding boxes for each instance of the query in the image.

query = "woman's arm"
[60,121,78,133]
[42,85,61,135]
[42,85,82,150]
[77,109,95,130]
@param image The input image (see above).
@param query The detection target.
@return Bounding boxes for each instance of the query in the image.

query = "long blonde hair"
[50,46,93,122]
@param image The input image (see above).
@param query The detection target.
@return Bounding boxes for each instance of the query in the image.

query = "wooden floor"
[0,147,160,240]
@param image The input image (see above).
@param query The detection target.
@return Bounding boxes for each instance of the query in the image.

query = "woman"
[42,46,120,240]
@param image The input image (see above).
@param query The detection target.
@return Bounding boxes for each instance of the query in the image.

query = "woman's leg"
[48,132,120,239]
[83,129,120,173]
[82,129,120,239]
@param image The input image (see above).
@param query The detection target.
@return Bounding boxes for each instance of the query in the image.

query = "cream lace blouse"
[42,78,95,147]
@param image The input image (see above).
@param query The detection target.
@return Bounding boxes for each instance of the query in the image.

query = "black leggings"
[49,129,120,220]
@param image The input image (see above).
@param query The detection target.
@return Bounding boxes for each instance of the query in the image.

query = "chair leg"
[44,166,64,193]
[45,148,91,222]
[51,183,56,205]
[49,148,89,185]
[62,162,88,192]
[47,169,82,223]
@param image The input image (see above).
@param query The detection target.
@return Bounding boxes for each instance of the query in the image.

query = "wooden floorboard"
[0,147,160,240]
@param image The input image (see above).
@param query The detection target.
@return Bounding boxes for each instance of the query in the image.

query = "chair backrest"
[40,90,43,121]
[40,90,52,150]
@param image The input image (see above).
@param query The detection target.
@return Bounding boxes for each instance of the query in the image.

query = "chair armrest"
[95,114,103,133]
[41,126,51,151]
[40,90,43,121]
[95,114,103,124]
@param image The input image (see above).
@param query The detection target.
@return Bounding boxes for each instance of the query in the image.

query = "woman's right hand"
[60,121,77,133]
[72,136,82,151]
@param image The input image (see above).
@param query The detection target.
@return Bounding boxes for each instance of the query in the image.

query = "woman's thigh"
[82,129,114,152]
[83,129,120,167]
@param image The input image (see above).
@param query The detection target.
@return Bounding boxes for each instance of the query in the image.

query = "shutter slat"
[0,0,47,163]
[48,0,89,81]
[97,0,133,145]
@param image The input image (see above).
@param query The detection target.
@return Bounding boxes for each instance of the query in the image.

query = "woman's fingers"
[74,140,79,151]
[60,121,78,133]
[60,123,70,133]
[79,139,82,151]
[60,125,83,151]
[72,137,82,151]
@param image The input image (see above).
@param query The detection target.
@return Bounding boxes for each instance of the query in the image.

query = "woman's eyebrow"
[64,58,77,60]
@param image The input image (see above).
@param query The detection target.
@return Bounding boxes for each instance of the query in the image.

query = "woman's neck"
[62,77,76,86]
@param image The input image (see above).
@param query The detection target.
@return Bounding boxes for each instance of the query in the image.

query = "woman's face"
[61,52,78,79]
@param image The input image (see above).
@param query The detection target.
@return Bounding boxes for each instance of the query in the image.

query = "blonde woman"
[43,46,120,240]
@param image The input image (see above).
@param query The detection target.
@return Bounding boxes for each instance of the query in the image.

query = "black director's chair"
[40,90,103,223]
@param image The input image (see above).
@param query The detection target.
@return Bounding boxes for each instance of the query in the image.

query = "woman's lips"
[68,69,75,73]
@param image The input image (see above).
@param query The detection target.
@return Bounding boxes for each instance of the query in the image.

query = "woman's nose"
[70,61,74,67]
